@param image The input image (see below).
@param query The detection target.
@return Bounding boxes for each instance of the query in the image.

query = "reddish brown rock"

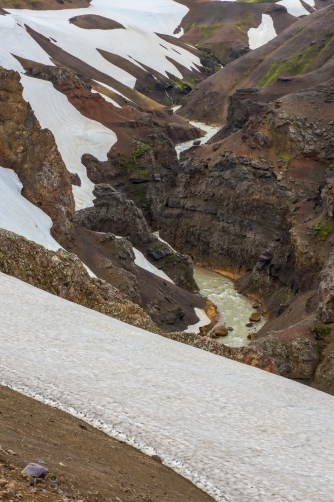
[211,325,228,337]
[249,313,261,322]
[0,69,75,247]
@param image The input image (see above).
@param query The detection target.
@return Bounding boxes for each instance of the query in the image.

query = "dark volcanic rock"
[75,184,153,246]
[318,252,334,323]
[71,225,205,331]
[75,184,198,292]
[157,78,334,299]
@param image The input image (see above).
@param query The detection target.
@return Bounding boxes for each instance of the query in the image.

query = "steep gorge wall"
[155,78,334,302]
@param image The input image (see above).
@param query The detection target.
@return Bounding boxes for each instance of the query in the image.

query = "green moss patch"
[311,321,332,340]
[312,220,333,241]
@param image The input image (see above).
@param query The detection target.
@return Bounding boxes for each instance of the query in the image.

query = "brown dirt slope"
[180,5,334,124]
[69,15,125,30]
[0,0,90,9]
[179,1,296,65]
[0,385,213,502]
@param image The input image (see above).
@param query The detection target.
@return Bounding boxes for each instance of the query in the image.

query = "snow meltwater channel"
[175,121,220,158]
[2,273,334,502]
[194,267,265,347]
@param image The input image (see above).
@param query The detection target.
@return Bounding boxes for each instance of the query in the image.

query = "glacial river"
[194,266,265,347]
[172,108,265,347]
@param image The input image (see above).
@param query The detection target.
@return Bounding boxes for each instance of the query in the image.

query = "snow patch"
[0,15,53,72]
[6,1,199,86]
[21,75,116,210]
[185,308,211,334]
[248,14,277,51]
[277,0,311,16]
[133,247,174,283]
[0,167,60,251]
[175,121,220,158]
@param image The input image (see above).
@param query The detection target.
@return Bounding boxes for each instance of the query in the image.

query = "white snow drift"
[0,13,53,73]
[133,247,174,283]
[185,307,211,334]
[21,75,116,210]
[1,273,334,502]
[0,167,60,251]
[277,0,312,16]
[248,14,277,51]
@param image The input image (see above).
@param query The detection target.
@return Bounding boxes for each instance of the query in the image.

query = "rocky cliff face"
[75,184,198,292]
[0,69,75,247]
[157,76,334,300]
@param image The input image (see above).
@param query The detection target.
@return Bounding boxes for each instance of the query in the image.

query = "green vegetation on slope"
[257,33,334,88]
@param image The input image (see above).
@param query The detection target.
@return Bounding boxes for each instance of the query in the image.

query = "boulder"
[21,463,48,479]
[249,313,261,322]
[211,325,228,337]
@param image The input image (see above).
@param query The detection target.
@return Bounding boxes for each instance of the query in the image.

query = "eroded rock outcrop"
[75,184,198,292]
[318,252,334,323]
[0,229,159,333]
[0,69,75,247]
[70,225,205,331]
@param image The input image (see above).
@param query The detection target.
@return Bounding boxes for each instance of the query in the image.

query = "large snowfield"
[1,273,334,502]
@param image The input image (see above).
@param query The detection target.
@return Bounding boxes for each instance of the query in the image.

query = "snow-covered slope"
[21,75,116,210]
[0,13,53,72]
[1,272,334,502]
[3,0,199,86]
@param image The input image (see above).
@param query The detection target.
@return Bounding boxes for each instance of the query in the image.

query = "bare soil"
[69,15,125,31]
[0,385,214,502]
[0,0,90,10]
